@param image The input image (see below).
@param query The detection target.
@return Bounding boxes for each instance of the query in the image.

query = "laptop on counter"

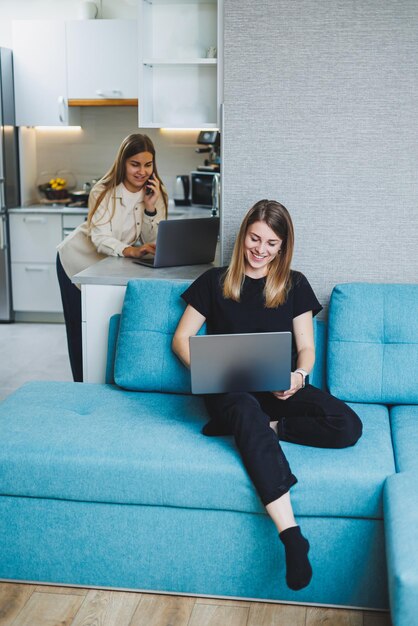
[189,331,292,394]
[133,217,219,268]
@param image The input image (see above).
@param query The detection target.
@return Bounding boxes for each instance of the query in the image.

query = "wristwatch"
[294,368,309,388]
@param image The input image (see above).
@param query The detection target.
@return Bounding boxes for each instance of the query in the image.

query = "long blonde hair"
[88,133,168,225]
[223,199,295,308]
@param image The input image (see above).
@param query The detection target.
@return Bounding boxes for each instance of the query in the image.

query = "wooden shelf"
[68,99,138,107]
[145,122,218,129]
[143,58,217,66]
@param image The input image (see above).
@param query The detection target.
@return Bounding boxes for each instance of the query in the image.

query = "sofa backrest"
[327,283,418,404]
[108,278,327,392]
[113,279,201,393]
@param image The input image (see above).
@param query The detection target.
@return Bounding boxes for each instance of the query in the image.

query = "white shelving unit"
[138,0,221,128]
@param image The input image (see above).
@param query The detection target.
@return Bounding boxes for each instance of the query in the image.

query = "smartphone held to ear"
[145,174,154,195]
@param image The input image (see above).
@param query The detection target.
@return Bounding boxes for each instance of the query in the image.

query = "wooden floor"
[0,582,392,626]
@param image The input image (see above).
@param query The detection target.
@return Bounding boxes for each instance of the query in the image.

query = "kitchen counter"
[10,203,212,219]
[75,250,220,384]
[9,205,89,216]
[72,254,219,287]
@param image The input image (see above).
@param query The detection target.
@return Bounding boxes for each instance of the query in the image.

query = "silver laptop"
[189,332,292,394]
[133,217,219,268]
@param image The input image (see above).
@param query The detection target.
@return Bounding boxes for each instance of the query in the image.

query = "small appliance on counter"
[190,130,221,211]
[173,175,190,206]
[195,130,220,172]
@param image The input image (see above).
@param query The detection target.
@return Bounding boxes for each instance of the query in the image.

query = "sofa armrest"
[384,472,418,626]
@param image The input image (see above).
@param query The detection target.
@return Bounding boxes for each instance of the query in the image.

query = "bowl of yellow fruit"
[42,178,69,201]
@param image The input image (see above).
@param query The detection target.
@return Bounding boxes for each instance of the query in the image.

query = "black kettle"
[173,175,190,206]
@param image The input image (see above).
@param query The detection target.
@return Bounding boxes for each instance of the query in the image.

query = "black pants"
[204,385,363,506]
[56,253,83,382]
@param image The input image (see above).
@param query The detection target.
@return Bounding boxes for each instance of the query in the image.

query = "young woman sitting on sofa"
[172,199,363,591]
[56,133,168,383]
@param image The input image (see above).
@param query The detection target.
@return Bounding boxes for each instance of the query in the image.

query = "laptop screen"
[133,217,219,268]
[189,332,292,394]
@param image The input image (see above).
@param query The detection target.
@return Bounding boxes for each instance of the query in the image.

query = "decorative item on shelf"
[78,1,98,19]
[206,46,217,59]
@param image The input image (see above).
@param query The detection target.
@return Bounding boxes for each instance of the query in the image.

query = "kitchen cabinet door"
[11,262,62,312]
[12,21,79,127]
[66,20,138,100]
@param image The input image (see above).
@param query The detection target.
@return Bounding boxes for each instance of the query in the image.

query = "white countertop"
[72,252,221,287]
[9,205,89,215]
[9,203,212,219]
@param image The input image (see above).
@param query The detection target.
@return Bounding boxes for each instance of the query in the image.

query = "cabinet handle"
[23,216,47,224]
[95,89,122,98]
[24,265,49,272]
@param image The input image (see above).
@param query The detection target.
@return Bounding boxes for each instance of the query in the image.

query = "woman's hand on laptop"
[122,243,156,258]
[272,372,303,401]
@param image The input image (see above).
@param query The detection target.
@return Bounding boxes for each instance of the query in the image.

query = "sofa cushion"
[114,279,197,392]
[384,472,418,626]
[327,283,418,404]
[390,405,418,473]
[0,381,394,519]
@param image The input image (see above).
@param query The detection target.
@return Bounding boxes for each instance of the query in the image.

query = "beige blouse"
[57,182,166,280]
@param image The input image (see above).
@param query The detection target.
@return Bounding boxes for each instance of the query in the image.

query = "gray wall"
[222,0,418,314]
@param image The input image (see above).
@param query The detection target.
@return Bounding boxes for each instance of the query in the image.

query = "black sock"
[279,525,312,591]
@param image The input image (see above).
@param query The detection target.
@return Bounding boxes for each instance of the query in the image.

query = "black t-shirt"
[181,267,322,367]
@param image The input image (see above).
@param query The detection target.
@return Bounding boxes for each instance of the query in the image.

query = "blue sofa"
[0,279,416,624]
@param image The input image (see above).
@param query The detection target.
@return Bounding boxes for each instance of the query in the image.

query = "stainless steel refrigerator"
[0,47,20,322]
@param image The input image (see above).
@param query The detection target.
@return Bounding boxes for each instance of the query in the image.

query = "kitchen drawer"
[11,262,62,313]
[9,214,62,263]
[62,214,87,229]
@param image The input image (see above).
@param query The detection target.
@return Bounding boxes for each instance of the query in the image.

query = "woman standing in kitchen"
[57,133,168,382]
[172,199,362,592]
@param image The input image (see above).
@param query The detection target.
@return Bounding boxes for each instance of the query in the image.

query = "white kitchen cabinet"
[66,20,138,100]
[9,211,86,314]
[138,0,223,128]
[9,213,62,312]
[12,21,80,127]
